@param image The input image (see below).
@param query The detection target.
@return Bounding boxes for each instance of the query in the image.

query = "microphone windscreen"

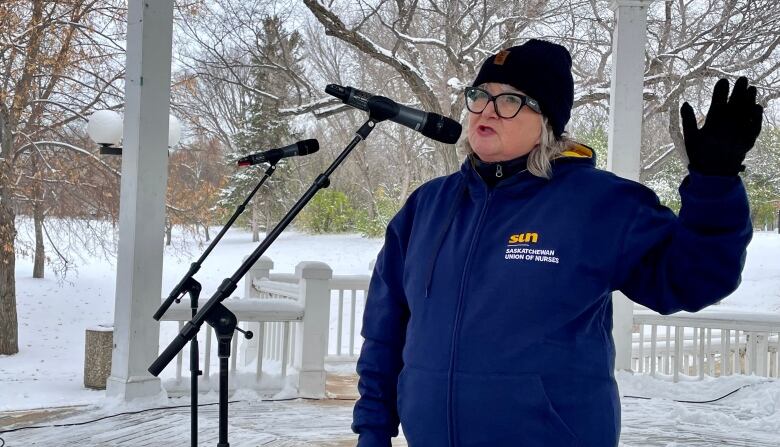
[297,139,320,155]
[325,84,347,101]
[236,155,252,166]
[422,114,462,144]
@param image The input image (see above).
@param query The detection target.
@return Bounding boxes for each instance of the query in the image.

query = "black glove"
[680,76,764,176]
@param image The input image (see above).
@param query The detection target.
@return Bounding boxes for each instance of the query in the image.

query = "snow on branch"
[13,141,121,177]
[303,0,442,114]
[388,28,446,48]
[278,96,346,118]
[29,99,89,121]
[355,31,425,80]
[573,86,657,108]
[58,20,126,53]
[642,144,676,172]
[193,70,281,102]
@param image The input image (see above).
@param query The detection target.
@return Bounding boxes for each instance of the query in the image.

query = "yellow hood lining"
[558,142,593,159]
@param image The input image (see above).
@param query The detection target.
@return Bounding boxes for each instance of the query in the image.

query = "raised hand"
[680,76,764,176]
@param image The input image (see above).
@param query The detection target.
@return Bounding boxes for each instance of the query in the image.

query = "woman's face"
[467,82,543,162]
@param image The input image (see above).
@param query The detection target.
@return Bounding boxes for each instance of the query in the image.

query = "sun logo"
[508,232,539,244]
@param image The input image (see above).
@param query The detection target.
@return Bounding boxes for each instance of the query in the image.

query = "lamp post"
[87,110,182,154]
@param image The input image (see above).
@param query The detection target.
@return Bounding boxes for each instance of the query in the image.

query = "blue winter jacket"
[352,144,752,447]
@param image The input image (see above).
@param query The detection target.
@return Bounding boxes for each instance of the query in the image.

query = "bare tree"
[166,135,229,244]
[303,0,590,173]
[0,0,125,354]
[303,0,779,173]
[172,0,780,241]
[174,1,326,236]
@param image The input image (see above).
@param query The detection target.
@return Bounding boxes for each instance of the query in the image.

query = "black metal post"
[189,280,202,447]
[206,303,241,447]
[218,353,229,447]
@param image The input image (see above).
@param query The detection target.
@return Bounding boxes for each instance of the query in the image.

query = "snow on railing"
[160,257,331,397]
[632,309,780,382]
[242,277,302,385]
[247,259,370,364]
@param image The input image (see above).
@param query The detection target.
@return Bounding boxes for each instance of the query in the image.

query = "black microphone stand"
[153,161,278,447]
[150,111,387,447]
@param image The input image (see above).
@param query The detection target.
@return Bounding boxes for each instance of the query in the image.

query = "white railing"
[160,256,371,397]
[249,261,371,363]
[632,308,780,381]
[327,275,369,362]
[160,257,333,397]
[239,277,301,386]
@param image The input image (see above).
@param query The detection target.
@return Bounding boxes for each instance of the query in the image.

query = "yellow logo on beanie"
[494,49,510,65]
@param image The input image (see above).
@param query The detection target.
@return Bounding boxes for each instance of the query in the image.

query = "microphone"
[237,139,319,166]
[325,84,462,144]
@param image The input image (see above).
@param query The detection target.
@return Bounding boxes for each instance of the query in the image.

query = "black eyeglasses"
[464,86,541,118]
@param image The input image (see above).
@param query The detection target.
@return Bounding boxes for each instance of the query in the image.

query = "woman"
[351,39,763,447]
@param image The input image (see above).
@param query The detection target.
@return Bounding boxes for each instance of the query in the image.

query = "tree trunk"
[0,174,17,354]
[251,199,260,242]
[165,219,172,246]
[33,201,44,279]
[265,201,272,238]
[0,197,18,355]
[203,223,210,242]
[0,105,19,355]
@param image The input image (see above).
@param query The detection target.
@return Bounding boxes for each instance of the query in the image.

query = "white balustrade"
[327,274,369,362]
[159,256,370,397]
[632,309,780,381]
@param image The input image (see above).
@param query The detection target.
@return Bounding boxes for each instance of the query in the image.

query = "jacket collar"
[460,142,596,198]
[470,152,530,187]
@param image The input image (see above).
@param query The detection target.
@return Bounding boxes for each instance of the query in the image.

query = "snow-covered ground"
[2,228,383,412]
[2,228,780,444]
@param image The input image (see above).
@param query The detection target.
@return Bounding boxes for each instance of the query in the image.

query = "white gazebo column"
[107,0,175,400]
[607,0,654,371]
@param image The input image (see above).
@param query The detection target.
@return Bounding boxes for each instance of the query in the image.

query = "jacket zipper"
[446,189,493,447]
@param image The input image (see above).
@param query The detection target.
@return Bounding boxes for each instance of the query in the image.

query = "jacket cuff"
[357,429,393,447]
[678,169,751,234]
[686,167,743,186]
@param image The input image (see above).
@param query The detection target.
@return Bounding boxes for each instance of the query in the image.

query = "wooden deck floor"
[2,373,778,446]
[0,373,405,447]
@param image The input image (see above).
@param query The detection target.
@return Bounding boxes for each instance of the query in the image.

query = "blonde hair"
[462,116,572,179]
[528,117,572,179]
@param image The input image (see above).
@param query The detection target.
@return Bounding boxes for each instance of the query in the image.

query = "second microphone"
[237,139,319,166]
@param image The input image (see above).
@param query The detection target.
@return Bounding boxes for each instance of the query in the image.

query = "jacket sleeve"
[613,170,753,315]
[352,198,413,446]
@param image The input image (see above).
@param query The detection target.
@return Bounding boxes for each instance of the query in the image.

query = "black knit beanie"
[472,39,574,139]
